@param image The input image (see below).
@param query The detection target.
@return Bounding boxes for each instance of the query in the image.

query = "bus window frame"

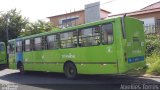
[24,39,31,52]
[0,43,5,51]
[78,25,101,47]
[8,42,15,54]
[101,23,114,45]
[60,30,78,49]
[46,34,59,50]
[16,40,23,52]
[34,37,43,51]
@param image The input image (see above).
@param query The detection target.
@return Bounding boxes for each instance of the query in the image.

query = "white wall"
[140,17,155,25]
[140,17,155,34]
[85,2,100,23]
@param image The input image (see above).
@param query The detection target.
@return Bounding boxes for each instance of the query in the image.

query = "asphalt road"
[0,69,160,90]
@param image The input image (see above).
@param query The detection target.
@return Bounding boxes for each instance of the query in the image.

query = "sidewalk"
[143,74,160,78]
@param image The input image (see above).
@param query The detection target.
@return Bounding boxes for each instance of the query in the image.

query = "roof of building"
[109,8,160,17]
[47,9,110,18]
[109,1,160,17]
[141,1,160,10]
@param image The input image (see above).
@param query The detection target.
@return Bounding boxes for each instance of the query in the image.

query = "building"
[109,1,160,34]
[47,9,110,28]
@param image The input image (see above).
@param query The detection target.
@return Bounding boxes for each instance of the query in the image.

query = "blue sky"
[0,0,159,21]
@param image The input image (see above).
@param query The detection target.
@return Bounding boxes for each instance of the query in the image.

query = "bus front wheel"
[64,62,77,79]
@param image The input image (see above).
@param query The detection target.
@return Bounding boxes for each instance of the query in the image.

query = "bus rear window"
[101,23,113,44]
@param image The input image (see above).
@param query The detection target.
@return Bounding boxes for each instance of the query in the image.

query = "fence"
[144,24,160,34]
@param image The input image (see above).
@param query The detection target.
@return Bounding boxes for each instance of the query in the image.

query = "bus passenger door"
[16,40,23,63]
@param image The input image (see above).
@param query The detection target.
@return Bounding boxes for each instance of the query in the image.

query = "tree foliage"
[0,9,28,43]
[0,9,58,43]
[145,34,160,56]
[145,34,160,75]
[21,20,55,36]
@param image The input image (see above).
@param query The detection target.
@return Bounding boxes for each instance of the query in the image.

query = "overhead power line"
[85,0,116,10]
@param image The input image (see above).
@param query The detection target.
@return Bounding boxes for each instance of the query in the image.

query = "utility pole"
[5,14,9,68]
[5,15,9,43]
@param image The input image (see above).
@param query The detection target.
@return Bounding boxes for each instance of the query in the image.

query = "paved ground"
[0,69,160,90]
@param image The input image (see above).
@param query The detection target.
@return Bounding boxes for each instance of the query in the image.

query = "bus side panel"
[58,45,118,74]
[0,43,7,67]
[23,51,44,71]
[76,64,117,74]
[9,58,17,69]
[43,49,65,72]
[23,50,64,72]
[23,45,118,74]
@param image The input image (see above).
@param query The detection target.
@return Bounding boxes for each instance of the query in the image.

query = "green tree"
[21,20,56,36]
[0,9,28,43]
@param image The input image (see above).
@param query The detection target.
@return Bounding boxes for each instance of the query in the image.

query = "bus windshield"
[0,44,5,51]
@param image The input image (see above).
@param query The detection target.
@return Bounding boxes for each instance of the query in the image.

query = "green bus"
[8,16,145,79]
[0,42,7,68]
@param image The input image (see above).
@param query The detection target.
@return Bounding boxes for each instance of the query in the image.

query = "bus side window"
[78,26,100,47]
[101,23,113,44]
[60,31,77,48]
[16,41,22,52]
[24,39,31,51]
[0,44,5,51]
[79,28,92,47]
[34,37,42,50]
[47,34,59,49]
[92,26,101,45]
[8,43,14,54]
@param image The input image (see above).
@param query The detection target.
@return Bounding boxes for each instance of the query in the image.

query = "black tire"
[18,63,25,74]
[64,62,77,79]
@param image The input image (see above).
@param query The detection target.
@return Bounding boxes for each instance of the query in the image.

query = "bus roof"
[9,16,131,41]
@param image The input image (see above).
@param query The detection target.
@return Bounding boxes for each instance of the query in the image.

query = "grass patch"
[146,52,160,75]
[143,34,160,76]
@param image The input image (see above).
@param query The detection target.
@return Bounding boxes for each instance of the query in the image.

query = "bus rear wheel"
[64,62,77,79]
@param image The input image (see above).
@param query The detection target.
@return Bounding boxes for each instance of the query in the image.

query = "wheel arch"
[63,60,76,70]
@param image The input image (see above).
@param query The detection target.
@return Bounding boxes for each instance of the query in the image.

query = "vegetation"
[0,9,28,43]
[126,34,160,76]
[21,20,55,36]
[145,34,160,75]
[0,9,57,43]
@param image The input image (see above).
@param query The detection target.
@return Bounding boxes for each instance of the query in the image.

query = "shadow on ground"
[0,69,160,90]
